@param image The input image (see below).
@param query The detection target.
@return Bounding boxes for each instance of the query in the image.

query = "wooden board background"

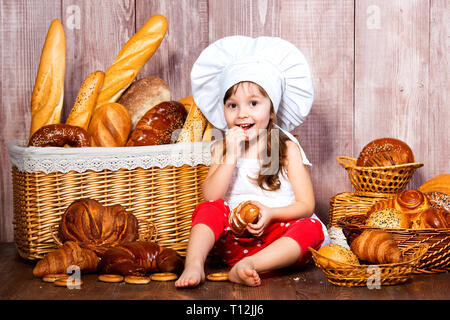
[0,0,448,242]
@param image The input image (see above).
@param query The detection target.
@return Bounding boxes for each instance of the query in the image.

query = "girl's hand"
[225,127,246,162]
[246,201,274,237]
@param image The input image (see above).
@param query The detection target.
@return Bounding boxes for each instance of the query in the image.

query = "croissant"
[33,241,99,278]
[99,241,184,276]
[350,230,403,264]
[59,198,139,257]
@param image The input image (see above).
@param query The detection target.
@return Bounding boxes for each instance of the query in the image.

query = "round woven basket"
[328,192,395,228]
[337,214,450,274]
[336,156,423,197]
[309,245,428,287]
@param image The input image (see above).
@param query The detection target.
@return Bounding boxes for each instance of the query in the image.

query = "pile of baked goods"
[27,15,212,148]
[365,189,450,229]
[339,137,449,229]
[323,136,449,282]
[33,198,184,286]
[352,137,450,231]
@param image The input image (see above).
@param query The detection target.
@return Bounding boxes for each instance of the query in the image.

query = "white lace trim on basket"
[8,140,213,174]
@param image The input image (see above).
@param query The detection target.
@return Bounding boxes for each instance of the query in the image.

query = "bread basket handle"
[50,224,64,247]
[336,156,357,169]
[139,221,158,243]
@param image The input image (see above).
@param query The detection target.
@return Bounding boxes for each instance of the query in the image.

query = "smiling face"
[223,81,272,140]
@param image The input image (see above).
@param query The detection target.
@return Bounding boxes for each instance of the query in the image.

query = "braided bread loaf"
[58,198,139,256]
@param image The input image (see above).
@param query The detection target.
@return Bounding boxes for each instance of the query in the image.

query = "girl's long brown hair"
[222,82,290,191]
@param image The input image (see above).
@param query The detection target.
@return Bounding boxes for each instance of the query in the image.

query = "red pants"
[191,199,325,267]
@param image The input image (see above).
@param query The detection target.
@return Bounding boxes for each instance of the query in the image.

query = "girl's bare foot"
[229,257,261,286]
[175,263,205,288]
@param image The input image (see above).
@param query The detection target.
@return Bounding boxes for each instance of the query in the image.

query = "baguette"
[95,14,168,108]
[66,71,105,130]
[202,122,213,142]
[176,96,208,143]
[30,19,66,138]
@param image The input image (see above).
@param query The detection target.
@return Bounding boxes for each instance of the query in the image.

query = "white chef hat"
[190,35,314,132]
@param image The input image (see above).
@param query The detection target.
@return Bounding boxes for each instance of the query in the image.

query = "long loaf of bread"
[202,122,213,142]
[66,71,105,130]
[176,96,208,143]
[95,14,168,108]
[29,19,66,138]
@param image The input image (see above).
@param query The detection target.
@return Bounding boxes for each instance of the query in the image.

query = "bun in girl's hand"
[229,201,260,237]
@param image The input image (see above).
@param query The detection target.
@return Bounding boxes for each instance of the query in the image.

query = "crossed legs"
[175,223,302,287]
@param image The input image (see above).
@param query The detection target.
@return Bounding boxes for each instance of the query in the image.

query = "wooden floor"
[1,242,449,302]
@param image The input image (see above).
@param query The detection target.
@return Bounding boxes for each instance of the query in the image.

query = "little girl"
[175,36,330,287]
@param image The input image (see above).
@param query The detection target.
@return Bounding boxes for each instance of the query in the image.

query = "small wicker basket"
[9,140,212,260]
[336,156,423,197]
[328,192,395,228]
[337,214,450,274]
[309,245,428,287]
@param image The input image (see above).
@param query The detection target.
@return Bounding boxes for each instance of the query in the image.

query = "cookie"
[42,273,69,283]
[207,272,229,281]
[97,274,124,283]
[150,272,178,281]
[54,278,83,287]
[124,275,151,285]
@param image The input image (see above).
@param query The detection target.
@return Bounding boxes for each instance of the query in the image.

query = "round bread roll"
[118,76,171,130]
[394,189,430,227]
[426,191,450,213]
[356,138,414,167]
[126,101,187,146]
[88,102,131,147]
[229,201,260,237]
[316,244,360,268]
[365,208,409,229]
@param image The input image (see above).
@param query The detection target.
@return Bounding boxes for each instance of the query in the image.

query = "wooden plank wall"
[0,0,448,242]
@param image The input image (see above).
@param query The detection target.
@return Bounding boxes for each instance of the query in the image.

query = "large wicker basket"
[309,245,428,287]
[328,192,395,228]
[8,140,212,260]
[336,156,423,197]
[337,214,450,274]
